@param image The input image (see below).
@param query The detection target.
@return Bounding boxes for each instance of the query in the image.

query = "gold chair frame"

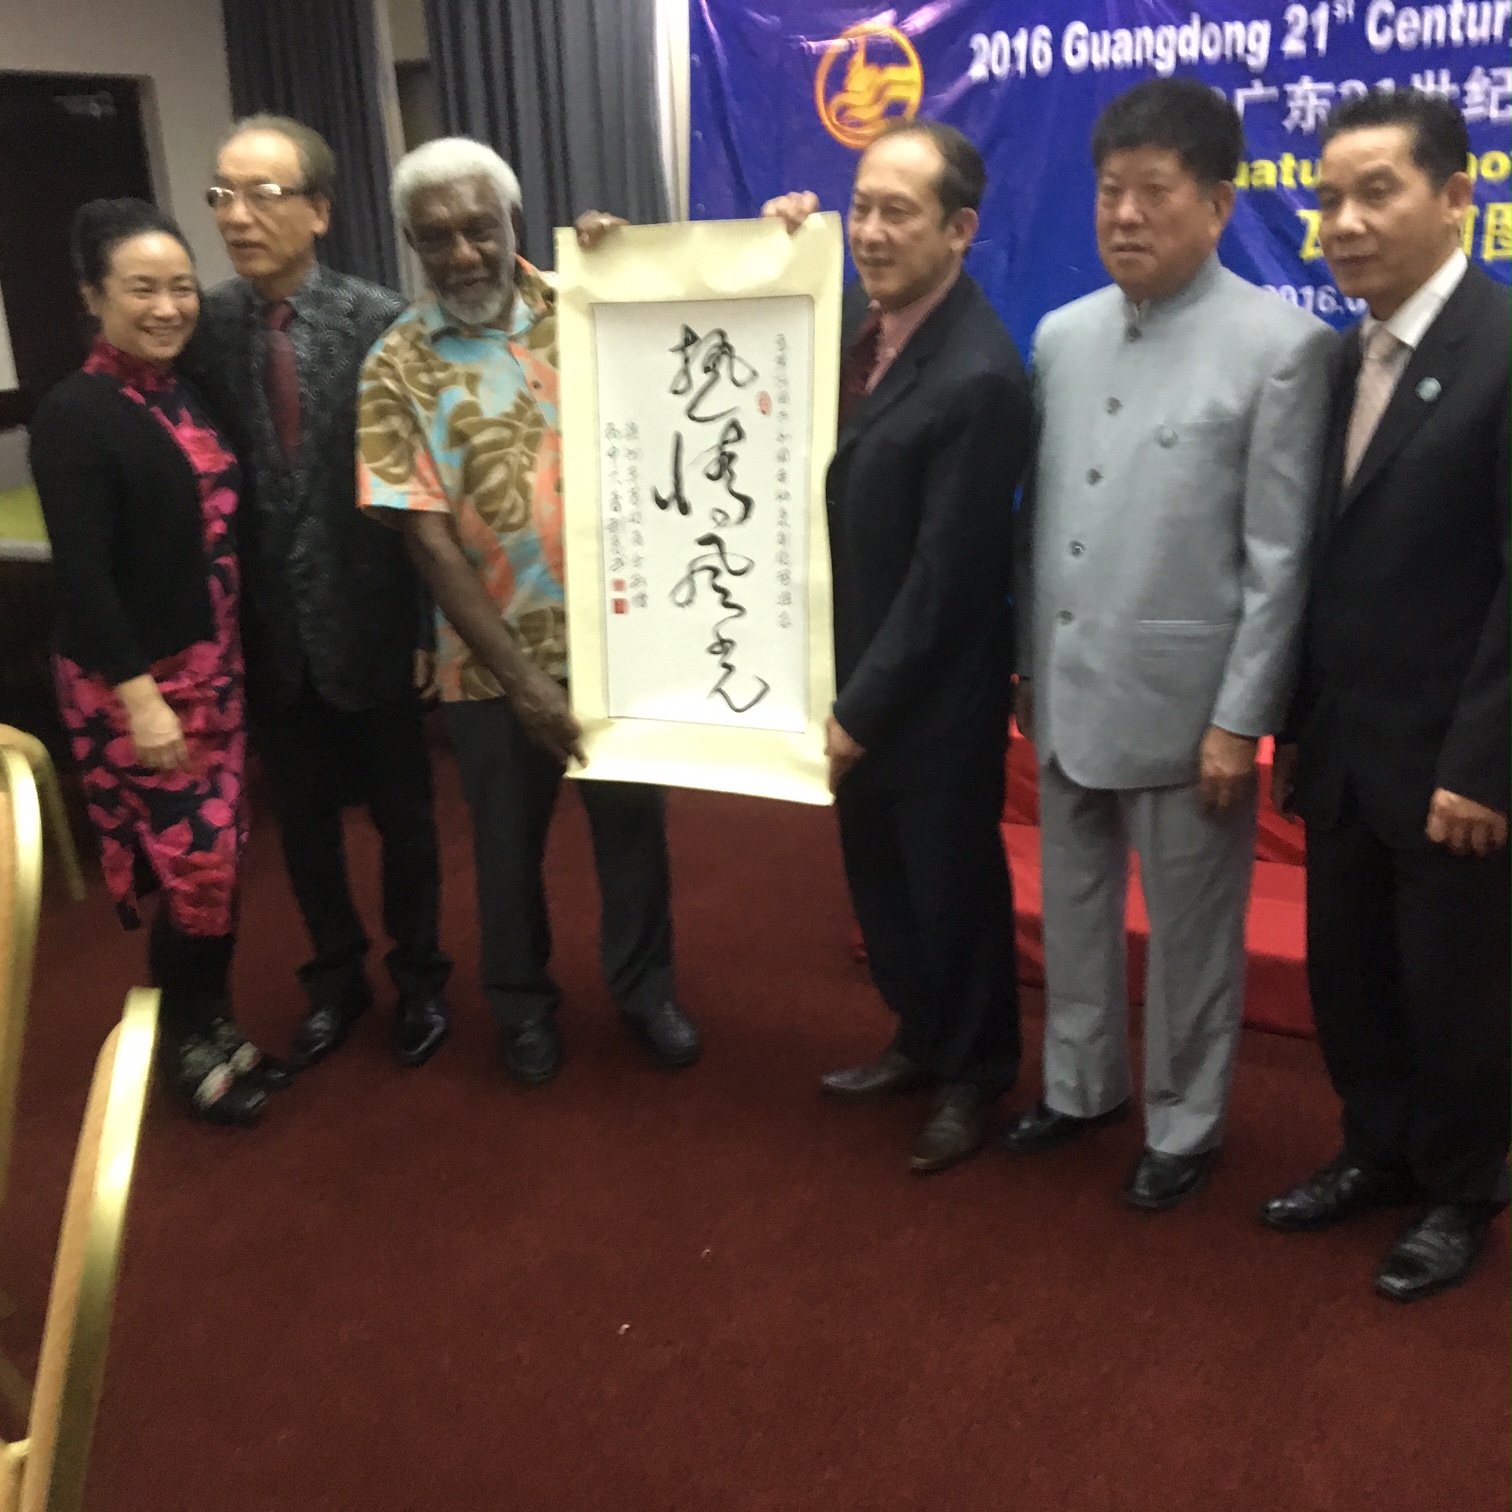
[0,747,43,1223]
[0,750,42,1417]
[0,733,84,907]
[0,989,157,1512]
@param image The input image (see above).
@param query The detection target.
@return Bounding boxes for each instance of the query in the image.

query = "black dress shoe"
[1374,1205,1494,1303]
[999,1098,1131,1153]
[290,985,373,1070]
[622,1001,702,1069]
[1123,1147,1217,1211]
[821,1048,929,1099]
[396,995,449,1069]
[502,1015,563,1087]
[911,1084,993,1174]
[1260,1151,1418,1233]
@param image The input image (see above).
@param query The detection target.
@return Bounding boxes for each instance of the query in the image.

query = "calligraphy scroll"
[556,215,844,805]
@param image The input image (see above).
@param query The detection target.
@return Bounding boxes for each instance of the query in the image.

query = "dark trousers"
[836,741,1020,1092]
[1306,788,1511,1206]
[445,696,674,1028]
[254,680,450,1006]
[148,907,234,1041]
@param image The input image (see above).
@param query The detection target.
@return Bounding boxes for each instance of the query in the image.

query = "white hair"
[390,137,522,230]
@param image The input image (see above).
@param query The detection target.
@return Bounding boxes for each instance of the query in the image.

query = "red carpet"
[3,741,1506,1511]
[1006,732,1315,1036]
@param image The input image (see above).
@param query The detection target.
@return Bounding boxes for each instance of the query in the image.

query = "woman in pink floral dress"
[29,199,289,1126]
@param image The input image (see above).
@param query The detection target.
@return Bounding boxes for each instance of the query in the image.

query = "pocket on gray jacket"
[1133,619,1233,708]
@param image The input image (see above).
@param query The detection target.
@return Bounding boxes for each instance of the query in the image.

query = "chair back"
[16,989,157,1512]
[0,731,85,907]
[0,748,42,1214]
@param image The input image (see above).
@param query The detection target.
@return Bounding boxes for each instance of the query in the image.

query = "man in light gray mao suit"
[1003,79,1334,1209]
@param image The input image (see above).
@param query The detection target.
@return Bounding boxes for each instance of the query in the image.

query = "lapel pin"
[1416,377,1441,403]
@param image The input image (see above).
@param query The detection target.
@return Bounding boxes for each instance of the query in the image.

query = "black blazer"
[827,273,1032,780]
[180,265,418,716]
[28,371,225,686]
[1291,264,1510,845]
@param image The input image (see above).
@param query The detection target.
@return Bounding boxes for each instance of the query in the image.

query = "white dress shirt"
[1361,248,1468,381]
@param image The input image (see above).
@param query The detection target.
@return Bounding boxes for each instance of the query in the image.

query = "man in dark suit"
[764,121,1032,1172]
[1265,91,1509,1301]
[181,115,453,1071]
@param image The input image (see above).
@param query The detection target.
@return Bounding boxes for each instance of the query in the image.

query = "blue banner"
[689,0,1512,351]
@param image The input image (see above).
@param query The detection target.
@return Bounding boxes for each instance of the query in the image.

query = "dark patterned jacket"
[181,263,422,716]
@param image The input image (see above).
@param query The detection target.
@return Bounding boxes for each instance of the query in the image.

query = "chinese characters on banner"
[593,298,814,734]
[555,216,844,806]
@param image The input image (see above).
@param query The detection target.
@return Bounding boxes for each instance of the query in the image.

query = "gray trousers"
[1036,759,1257,1156]
[445,696,675,1028]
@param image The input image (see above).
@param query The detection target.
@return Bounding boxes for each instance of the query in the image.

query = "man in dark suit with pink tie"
[1265,90,1509,1302]
[764,121,1032,1174]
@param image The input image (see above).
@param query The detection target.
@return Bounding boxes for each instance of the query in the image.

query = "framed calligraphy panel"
[556,215,843,805]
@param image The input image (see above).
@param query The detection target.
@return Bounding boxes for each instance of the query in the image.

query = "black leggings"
[148,908,235,1042]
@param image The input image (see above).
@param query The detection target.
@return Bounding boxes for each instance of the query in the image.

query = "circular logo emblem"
[814,23,924,151]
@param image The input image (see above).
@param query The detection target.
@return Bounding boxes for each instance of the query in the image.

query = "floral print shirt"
[358,259,565,702]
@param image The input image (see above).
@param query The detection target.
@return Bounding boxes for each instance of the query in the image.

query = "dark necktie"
[837,308,882,428]
[264,300,302,465]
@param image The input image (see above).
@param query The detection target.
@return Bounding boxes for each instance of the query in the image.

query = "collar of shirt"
[1122,251,1223,337]
[252,259,327,324]
[867,264,960,389]
[1362,248,1468,356]
[417,257,555,345]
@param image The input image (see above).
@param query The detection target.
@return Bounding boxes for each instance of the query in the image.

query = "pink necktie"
[264,300,302,465]
[1343,324,1402,486]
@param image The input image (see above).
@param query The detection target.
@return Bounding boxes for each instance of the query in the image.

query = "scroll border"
[556,214,843,806]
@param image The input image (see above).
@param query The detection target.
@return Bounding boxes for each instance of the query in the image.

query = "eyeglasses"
[206,182,313,213]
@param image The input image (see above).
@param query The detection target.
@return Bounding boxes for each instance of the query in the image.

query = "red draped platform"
[1003,729,1313,1037]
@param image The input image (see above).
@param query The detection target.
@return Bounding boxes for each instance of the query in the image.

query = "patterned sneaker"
[166,1032,266,1127]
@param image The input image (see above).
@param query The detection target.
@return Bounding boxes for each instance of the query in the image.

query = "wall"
[0,0,236,284]
[655,0,689,220]
[385,0,428,64]
[0,284,16,393]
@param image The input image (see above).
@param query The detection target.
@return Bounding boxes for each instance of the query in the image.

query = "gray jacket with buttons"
[1017,254,1334,790]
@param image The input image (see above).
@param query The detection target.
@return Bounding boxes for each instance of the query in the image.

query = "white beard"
[437,282,509,328]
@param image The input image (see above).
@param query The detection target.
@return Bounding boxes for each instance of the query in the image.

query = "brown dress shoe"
[820,1048,929,1099]
[911,1084,993,1174]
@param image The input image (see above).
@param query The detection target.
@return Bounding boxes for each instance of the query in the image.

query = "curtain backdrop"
[221,0,401,288]
[424,0,670,270]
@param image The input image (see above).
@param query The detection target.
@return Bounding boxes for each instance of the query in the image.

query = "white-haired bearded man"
[359,138,701,1086]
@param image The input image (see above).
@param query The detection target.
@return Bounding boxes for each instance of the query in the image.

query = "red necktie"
[838,308,882,428]
[264,300,302,465]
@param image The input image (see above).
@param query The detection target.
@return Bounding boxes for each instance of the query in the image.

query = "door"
[0,72,154,430]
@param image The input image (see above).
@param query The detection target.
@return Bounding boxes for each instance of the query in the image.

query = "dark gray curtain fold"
[221,0,401,288]
[424,0,670,270]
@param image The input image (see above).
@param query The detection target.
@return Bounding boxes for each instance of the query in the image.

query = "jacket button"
[1069,541,1084,556]
[1057,609,1074,624]
[1087,468,1102,484]
[1106,398,1121,414]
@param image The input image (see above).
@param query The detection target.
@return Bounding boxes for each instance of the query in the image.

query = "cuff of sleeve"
[1209,693,1274,742]
[101,656,152,687]
[831,694,879,752]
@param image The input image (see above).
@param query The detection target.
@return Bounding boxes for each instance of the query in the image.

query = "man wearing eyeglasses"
[181,114,453,1075]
